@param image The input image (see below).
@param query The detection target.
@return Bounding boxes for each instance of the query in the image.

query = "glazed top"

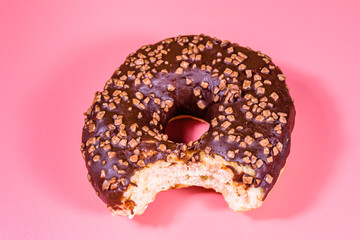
[81,34,295,209]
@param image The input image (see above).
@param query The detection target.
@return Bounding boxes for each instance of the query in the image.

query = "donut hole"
[165,115,209,144]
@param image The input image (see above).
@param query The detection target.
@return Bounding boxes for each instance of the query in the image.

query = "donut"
[81,34,295,217]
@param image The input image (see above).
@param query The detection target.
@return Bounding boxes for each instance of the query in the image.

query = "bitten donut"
[81,34,295,217]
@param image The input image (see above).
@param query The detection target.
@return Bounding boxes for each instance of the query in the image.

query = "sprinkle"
[254,74,262,81]
[143,78,151,85]
[279,116,287,124]
[204,146,212,154]
[89,124,95,133]
[96,111,105,120]
[129,155,138,162]
[277,74,286,81]
[227,115,235,121]
[278,112,288,117]
[270,92,279,101]
[119,139,127,147]
[167,84,175,91]
[245,136,254,145]
[274,124,282,131]
[180,61,189,68]
[227,135,236,142]
[137,160,145,167]
[273,146,279,156]
[135,92,143,99]
[225,107,233,114]
[110,182,118,190]
[243,80,251,89]
[158,144,167,152]
[246,111,253,119]
[261,67,270,74]
[256,159,264,168]
[236,126,243,131]
[197,100,206,109]
[238,64,246,71]
[262,110,271,117]
[224,57,232,64]
[128,139,138,148]
[108,103,116,110]
[224,68,233,75]
[221,121,231,129]
[256,87,265,95]
[259,138,270,147]
[220,40,229,47]
[245,69,252,78]
[219,79,227,90]
[255,115,264,122]
[242,175,253,184]
[175,67,183,74]
[120,178,126,186]
[243,156,251,163]
[211,118,218,127]
[93,155,100,162]
[264,147,270,155]
[200,81,209,89]
[134,58,144,65]
[186,78,193,85]
[265,174,273,184]
[193,88,201,97]
[266,156,273,163]
[227,150,235,159]
[264,80,272,85]
[102,180,110,190]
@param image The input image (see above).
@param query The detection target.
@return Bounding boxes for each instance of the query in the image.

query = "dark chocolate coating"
[81,34,295,209]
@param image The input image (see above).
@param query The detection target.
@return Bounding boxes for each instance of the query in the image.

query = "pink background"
[1,0,359,239]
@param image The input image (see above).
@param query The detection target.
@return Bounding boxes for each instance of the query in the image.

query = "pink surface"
[1,0,359,239]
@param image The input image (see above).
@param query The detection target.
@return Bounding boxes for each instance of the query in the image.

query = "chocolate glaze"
[81,34,296,209]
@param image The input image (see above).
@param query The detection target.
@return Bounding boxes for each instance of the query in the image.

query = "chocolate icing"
[81,34,295,209]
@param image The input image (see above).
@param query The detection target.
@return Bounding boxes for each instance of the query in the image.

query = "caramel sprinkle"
[93,155,100,162]
[265,174,273,184]
[197,100,206,109]
[96,111,105,120]
[88,123,96,133]
[245,136,254,145]
[107,152,116,158]
[193,88,201,97]
[227,150,235,159]
[270,92,279,101]
[129,155,138,163]
[242,175,253,184]
[167,84,175,92]
[158,144,167,152]
[200,81,209,89]
[260,138,270,147]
